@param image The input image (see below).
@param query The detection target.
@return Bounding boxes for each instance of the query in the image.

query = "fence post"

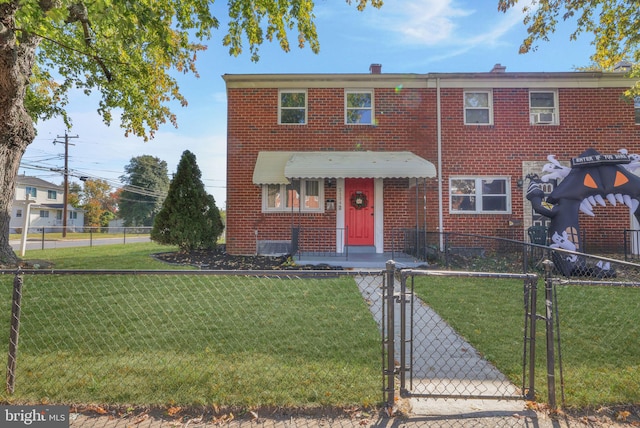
[525,275,537,400]
[385,261,396,409]
[6,271,23,394]
[542,259,557,409]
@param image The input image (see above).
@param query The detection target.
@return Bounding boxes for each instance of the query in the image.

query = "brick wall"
[439,87,640,240]
[226,87,437,254]
[226,76,640,255]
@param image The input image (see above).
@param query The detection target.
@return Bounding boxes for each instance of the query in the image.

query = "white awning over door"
[252,151,436,184]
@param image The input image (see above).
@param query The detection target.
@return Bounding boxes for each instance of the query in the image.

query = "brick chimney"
[369,63,382,74]
[490,63,507,73]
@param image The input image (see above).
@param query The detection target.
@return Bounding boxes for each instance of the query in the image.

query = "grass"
[4,243,640,409]
[19,242,186,270]
[412,276,640,408]
[0,244,381,407]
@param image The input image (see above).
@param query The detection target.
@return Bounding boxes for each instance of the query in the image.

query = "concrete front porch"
[294,245,428,270]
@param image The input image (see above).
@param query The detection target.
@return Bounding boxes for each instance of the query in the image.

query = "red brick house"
[223,64,640,257]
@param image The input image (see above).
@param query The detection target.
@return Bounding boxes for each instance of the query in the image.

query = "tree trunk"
[0,5,39,267]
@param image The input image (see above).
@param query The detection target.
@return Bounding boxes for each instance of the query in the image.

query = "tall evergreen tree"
[151,150,223,251]
[119,155,170,227]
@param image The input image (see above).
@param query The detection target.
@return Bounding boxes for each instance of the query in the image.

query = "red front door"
[345,178,375,246]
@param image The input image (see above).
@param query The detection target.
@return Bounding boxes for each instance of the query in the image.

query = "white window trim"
[463,90,493,125]
[262,179,324,213]
[345,89,374,125]
[278,89,307,125]
[449,176,511,214]
[529,90,559,125]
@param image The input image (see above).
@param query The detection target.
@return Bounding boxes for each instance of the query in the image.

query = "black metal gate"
[384,265,538,403]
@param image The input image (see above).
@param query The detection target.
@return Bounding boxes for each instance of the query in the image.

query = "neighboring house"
[11,175,84,233]
[223,64,640,256]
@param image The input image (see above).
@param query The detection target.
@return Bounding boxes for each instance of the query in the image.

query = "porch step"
[346,245,376,254]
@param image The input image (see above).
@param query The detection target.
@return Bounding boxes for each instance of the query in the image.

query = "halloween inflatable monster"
[527,148,640,276]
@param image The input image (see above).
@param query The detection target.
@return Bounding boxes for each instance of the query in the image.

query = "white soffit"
[284,151,437,179]
[252,151,293,184]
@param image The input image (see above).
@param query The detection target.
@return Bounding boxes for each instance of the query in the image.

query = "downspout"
[436,78,444,251]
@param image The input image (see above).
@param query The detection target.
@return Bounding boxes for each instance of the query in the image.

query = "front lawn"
[0,273,381,407]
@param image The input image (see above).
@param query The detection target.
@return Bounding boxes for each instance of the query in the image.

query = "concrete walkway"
[354,275,532,421]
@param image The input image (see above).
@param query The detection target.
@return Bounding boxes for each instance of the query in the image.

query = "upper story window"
[345,90,373,124]
[464,91,493,125]
[635,96,640,125]
[530,90,559,125]
[47,190,57,200]
[450,177,511,214]
[279,90,307,124]
[262,179,323,213]
[25,187,37,198]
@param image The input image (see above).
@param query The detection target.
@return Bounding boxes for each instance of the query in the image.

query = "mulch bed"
[152,248,340,270]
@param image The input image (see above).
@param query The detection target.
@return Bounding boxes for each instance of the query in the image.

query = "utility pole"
[54,131,78,238]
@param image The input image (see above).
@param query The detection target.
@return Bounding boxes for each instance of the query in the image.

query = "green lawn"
[20,242,186,270]
[0,272,381,407]
[412,276,640,408]
[3,243,639,409]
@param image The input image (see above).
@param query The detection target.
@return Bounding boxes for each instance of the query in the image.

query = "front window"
[450,177,510,214]
[635,96,640,125]
[25,187,37,198]
[39,210,49,218]
[15,209,22,218]
[530,90,559,125]
[279,90,307,124]
[47,190,57,199]
[345,91,373,124]
[69,211,78,220]
[263,179,323,212]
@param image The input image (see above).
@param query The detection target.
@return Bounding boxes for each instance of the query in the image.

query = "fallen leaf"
[133,414,149,425]
[617,411,631,421]
[166,407,182,417]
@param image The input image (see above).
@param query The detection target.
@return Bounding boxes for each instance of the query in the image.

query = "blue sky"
[22,0,596,208]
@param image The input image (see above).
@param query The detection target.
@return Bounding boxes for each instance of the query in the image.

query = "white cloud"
[373,0,531,52]
[377,0,471,46]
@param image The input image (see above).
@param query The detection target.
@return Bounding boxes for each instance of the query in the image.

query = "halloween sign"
[527,148,640,277]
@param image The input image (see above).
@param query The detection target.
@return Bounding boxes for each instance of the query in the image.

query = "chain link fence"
[1,270,385,409]
[541,252,640,410]
[395,270,537,402]
[2,240,640,426]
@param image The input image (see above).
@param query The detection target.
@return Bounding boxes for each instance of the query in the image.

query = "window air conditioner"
[533,112,555,124]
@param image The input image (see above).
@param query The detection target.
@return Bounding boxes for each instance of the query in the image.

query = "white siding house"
[10,176,84,233]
